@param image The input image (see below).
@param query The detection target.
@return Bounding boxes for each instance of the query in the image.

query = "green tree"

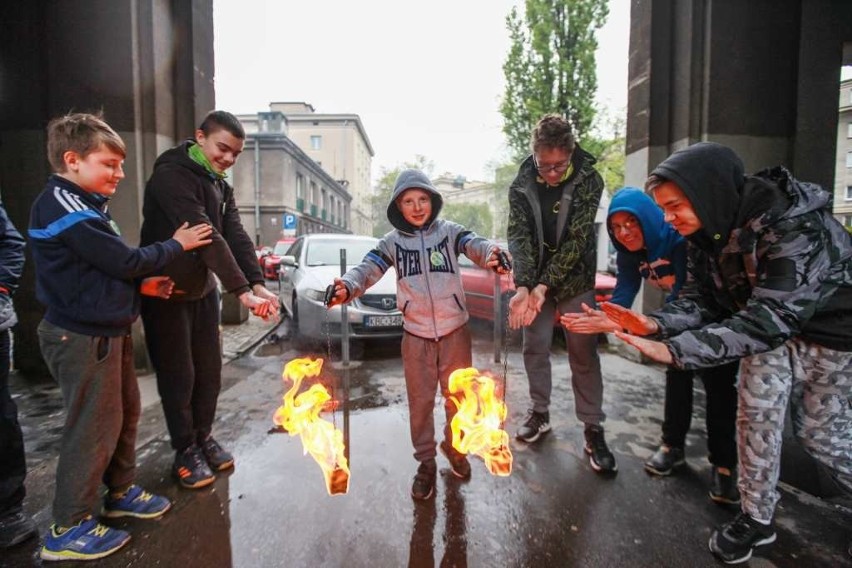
[441,202,493,237]
[501,0,609,161]
[583,112,625,193]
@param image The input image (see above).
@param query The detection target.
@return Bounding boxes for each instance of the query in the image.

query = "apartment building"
[270,102,375,236]
[231,111,352,247]
[835,77,852,227]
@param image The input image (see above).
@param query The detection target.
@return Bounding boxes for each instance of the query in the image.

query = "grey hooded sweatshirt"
[341,169,496,340]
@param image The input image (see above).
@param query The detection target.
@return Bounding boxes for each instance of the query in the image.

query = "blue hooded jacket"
[607,187,687,308]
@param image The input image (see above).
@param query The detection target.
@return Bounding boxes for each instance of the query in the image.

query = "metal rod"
[339,248,350,463]
[493,272,501,363]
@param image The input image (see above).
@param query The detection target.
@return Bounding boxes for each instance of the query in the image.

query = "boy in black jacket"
[29,113,212,561]
[140,110,278,490]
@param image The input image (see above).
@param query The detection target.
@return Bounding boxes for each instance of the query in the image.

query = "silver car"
[277,234,403,342]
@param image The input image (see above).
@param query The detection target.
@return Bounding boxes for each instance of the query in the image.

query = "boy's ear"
[62,150,80,172]
[194,129,206,144]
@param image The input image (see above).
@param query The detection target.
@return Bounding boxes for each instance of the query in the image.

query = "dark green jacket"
[507,146,603,301]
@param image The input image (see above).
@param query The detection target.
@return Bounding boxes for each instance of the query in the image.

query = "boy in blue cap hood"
[562,187,739,504]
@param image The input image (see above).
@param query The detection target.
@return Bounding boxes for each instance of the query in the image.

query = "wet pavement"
[3,318,850,567]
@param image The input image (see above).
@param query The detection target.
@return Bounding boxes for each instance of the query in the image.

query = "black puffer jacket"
[140,140,264,300]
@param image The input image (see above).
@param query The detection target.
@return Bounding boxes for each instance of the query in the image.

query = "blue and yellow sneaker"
[41,516,130,561]
[103,485,171,519]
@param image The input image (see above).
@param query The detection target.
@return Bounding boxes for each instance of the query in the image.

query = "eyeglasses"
[533,155,570,175]
[610,218,639,233]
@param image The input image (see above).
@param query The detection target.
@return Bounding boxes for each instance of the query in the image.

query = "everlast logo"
[395,237,456,281]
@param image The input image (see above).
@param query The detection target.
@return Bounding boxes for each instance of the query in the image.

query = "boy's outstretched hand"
[599,302,659,336]
[172,222,213,251]
[140,276,176,298]
[486,247,512,274]
[325,278,350,308]
[240,285,281,322]
[614,332,673,365]
[560,302,620,334]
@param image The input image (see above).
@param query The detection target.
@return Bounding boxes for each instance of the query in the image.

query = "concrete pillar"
[0,0,214,375]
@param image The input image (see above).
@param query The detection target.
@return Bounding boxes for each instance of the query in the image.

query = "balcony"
[310,204,318,217]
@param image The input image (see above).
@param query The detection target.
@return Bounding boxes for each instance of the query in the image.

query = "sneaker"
[709,467,741,505]
[584,424,617,473]
[41,516,130,561]
[0,509,37,548]
[103,485,172,519]
[411,459,437,501]
[515,410,551,443]
[439,440,471,480]
[644,444,685,476]
[200,436,235,471]
[708,511,776,564]
[173,444,215,489]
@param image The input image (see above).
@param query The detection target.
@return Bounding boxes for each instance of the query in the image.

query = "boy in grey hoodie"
[327,169,510,500]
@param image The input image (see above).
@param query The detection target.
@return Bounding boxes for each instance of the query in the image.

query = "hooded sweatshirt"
[648,142,852,369]
[607,188,687,308]
[28,175,184,336]
[140,140,264,300]
[341,169,495,340]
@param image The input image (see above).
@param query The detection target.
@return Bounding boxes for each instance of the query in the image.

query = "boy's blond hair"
[47,113,126,173]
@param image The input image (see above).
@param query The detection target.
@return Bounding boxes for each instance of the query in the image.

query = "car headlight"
[304,288,326,302]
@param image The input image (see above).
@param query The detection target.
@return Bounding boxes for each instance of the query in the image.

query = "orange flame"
[273,357,350,495]
[447,367,513,476]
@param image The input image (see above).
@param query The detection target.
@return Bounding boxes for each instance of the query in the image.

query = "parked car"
[277,234,402,342]
[259,238,297,280]
[458,245,617,324]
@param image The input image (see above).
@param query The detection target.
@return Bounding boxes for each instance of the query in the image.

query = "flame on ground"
[448,367,513,476]
[273,357,349,495]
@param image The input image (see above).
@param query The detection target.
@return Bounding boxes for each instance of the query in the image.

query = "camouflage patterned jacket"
[507,146,604,302]
[648,143,852,370]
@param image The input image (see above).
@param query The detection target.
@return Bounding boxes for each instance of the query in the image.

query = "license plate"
[363,314,403,328]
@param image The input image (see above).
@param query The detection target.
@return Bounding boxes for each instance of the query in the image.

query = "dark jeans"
[661,362,738,469]
[0,330,26,514]
[141,291,222,452]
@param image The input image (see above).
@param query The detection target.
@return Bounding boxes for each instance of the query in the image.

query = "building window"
[848,122,852,138]
[310,135,322,150]
[847,151,852,168]
[296,174,305,211]
[846,186,852,200]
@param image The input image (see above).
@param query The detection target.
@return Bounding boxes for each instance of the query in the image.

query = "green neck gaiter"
[188,143,227,180]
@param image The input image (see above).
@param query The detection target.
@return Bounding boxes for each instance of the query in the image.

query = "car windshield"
[273,242,291,255]
[305,238,378,266]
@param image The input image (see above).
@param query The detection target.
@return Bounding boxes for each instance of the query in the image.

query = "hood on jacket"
[649,142,745,252]
[607,187,683,258]
[152,139,219,181]
[737,166,832,233]
[387,169,443,233]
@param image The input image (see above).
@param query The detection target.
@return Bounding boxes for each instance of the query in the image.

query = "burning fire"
[447,367,513,476]
[273,357,349,495]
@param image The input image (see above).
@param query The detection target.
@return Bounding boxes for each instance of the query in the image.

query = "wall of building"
[0,0,214,374]
[835,78,852,226]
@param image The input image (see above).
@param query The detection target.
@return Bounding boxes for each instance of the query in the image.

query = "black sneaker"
[439,440,471,480]
[515,410,551,443]
[411,459,437,500]
[709,466,741,505]
[644,444,685,476]
[0,509,37,548]
[584,424,617,473]
[173,444,215,489]
[709,511,776,564]
[200,436,234,472]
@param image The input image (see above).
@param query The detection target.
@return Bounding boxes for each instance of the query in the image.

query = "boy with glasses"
[507,113,615,474]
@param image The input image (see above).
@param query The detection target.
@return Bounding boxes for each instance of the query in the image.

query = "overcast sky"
[213,0,630,183]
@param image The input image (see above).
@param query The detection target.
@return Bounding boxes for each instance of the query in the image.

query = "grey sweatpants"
[738,338,852,522]
[522,289,605,425]
[38,320,139,527]
[401,325,472,463]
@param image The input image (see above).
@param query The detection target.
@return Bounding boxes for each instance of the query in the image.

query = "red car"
[458,251,616,323]
[259,238,296,280]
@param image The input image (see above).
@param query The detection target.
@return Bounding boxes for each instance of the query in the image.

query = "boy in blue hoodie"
[28,113,212,561]
[562,188,739,503]
[326,169,510,500]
